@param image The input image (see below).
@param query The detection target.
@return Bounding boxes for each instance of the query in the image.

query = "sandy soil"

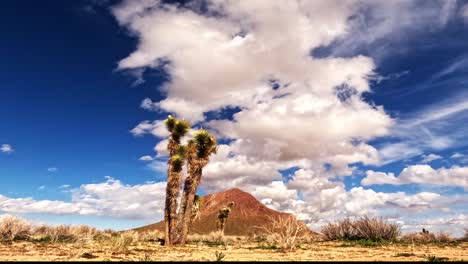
[0,240,467,261]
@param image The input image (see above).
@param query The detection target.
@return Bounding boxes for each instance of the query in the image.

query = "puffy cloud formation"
[363,164,468,190]
[1,176,464,233]
[131,120,169,138]
[0,177,166,220]
[115,0,467,233]
[1,144,13,153]
[70,177,166,219]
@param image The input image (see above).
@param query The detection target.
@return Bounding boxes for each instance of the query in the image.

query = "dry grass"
[401,231,454,244]
[187,231,238,246]
[0,215,32,242]
[321,216,401,242]
[32,224,101,243]
[111,231,139,253]
[0,214,466,261]
[464,228,468,242]
[258,215,306,251]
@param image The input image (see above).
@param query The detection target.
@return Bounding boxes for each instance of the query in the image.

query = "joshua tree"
[216,202,235,235]
[163,115,190,246]
[188,195,202,234]
[174,129,218,245]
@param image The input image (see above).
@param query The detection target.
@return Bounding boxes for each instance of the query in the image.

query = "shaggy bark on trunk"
[174,161,203,245]
[162,116,189,246]
[173,130,217,246]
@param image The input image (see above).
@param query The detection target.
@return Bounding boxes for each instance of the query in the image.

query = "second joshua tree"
[174,129,218,245]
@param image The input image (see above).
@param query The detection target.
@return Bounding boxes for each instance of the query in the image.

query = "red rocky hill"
[134,188,315,236]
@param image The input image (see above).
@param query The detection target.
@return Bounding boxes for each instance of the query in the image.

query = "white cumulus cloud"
[1,144,13,154]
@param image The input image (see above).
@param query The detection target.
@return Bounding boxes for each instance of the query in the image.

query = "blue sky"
[1,0,467,234]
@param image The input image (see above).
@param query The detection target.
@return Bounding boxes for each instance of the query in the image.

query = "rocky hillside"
[134,188,314,236]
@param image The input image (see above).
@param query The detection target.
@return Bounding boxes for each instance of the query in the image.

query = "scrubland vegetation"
[0,214,466,261]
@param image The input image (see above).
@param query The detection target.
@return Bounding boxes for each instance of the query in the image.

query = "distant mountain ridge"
[134,188,314,236]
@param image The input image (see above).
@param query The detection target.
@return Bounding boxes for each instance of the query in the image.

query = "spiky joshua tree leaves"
[174,129,218,245]
[163,115,190,246]
[216,202,235,235]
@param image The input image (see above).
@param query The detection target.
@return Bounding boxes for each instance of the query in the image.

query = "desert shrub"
[463,228,468,242]
[321,216,400,242]
[44,225,78,243]
[353,216,400,241]
[321,218,356,241]
[32,224,101,244]
[0,215,32,242]
[434,232,453,243]
[111,231,138,253]
[401,231,454,244]
[259,215,307,251]
[187,231,239,246]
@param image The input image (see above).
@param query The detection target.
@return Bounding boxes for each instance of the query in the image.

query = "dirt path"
[0,241,467,261]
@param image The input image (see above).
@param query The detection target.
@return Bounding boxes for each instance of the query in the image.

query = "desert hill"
[134,188,314,236]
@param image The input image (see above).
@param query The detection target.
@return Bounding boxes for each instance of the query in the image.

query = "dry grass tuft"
[111,231,139,253]
[258,215,306,251]
[0,215,32,242]
[321,216,400,241]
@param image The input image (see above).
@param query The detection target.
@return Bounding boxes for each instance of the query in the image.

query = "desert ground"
[1,239,467,262]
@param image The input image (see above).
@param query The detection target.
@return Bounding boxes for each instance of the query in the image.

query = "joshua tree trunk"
[216,202,234,235]
[188,213,197,234]
[163,161,172,246]
[188,195,201,234]
[162,116,190,246]
[174,164,203,245]
[217,218,227,234]
[164,138,177,246]
[165,167,184,245]
[173,129,217,246]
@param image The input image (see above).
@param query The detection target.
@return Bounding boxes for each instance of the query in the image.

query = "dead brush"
[0,215,32,242]
[33,224,102,244]
[43,225,78,243]
[258,215,306,251]
[321,218,356,240]
[321,216,400,241]
[401,231,454,244]
[352,216,400,241]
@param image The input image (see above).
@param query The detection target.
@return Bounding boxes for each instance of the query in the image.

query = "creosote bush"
[321,216,401,242]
